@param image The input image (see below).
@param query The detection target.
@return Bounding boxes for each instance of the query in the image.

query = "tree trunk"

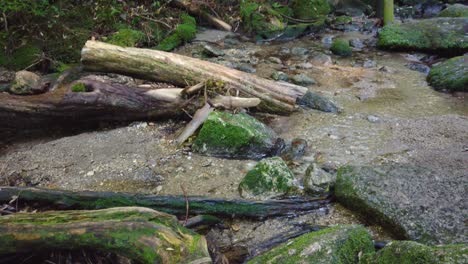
[0,207,211,264]
[383,0,394,25]
[0,187,330,219]
[81,41,308,114]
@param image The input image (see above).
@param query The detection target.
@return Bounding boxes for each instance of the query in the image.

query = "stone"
[297,91,339,113]
[193,111,278,159]
[268,56,282,64]
[291,47,309,56]
[406,63,430,75]
[310,53,333,65]
[291,74,316,86]
[366,115,380,123]
[361,241,468,264]
[279,138,308,162]
[330,39,352,57]
[237,63,256,73]
[194,29,235,43]
[377,18,468,54]
[363,59,377,68]
[247,225,374,264]
[296,62,313,69]
[238,157,299,199]
[335,163,466,244]
[321,35,334,48]
[271,71,289,81]
[438,3,468,18]
[224,38,241,46]
[349,38,365,49]
[279,47,291,55]
[9,70,42,95]
[304,163,335,195]
[202,44,225,57]
[427,55,467,92]
[0,67,15,83]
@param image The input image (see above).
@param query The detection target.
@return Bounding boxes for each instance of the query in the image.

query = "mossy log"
[81,41,308,113]
[0,207,211,264]
[0,187,330,219]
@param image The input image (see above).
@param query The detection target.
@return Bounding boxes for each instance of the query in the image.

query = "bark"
[81,41,308,114]
[0,206,211,264]
[0,187,330,219]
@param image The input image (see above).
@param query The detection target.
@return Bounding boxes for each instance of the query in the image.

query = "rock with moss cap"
[193,111,278,159]
[427,55,467,92]
[240,0,286,40]
[9,71,42,95]
[335,164,466,245]
[361,241,468,264]
[378,18,468,55]
[247,225,374,264]
[239,157,299,199]
[331,39,352,56]
[438,4,468,17]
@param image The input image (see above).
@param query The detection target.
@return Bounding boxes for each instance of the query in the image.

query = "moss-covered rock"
[361,241,468,264]
[377,18,468,55]
[335,164,466,245]
[239,157,299,199]
[157,14,196,51]
[427,55,467,92]
[9,70,41,95]
[240,0,287,40]
[438,4,468,17]
[192,111,278,159]
[290,0,331,20]
[247,225,374,264]
[331,39,352,56]
[107,28,145,47]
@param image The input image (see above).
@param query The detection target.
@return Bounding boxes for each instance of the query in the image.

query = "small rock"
[349,38,365,49]
[363,59,377,68]
[237,64,256,73]
[321,35,334,48]
[304,163,335,195]
[271,71,289,81]
[280,138,308,161]
[406,63,430,75]
[224,38,241,46]
[296,62,313,69]
[310,53,332,65]
[268,56,282,64]
[330,39,352,57]
[0,68,15,83]
[279,47,291,55]
[202,44,225,57]
[297,91,339,113]
[291,74,316,86]
[367,115,380,123]
[9,71,42,95]
[291,47,309,56]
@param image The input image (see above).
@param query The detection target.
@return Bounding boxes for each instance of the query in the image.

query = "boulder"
[438,3,468,17]
[378,18,468,55]
[427,55,467,92]
[304,163,335,195]
[331,39,352,56]
[239,157,299,199]
[271,71,289,81]
[247,225,374,264]
[361,241,468,264]
[297,91,339,113]
[9,70,42,95]
[291,74,317,86]
[193,111,278,159]
[335,164,466,244]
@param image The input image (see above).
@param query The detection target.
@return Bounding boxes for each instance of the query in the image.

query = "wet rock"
[349,38,365,49]
[297,91,339,113]
[268,56,282,64]
[193,111,278,159]
[291,47,309,56]
[195,29,235,43]
[279,47,291,55]
[236,63,256,73]
[271,71,289,81]
[9,70,42,95]
[291,74,316,86]
[377,18,468,54]
[367,115,380,123]
[427,55,467,92]
[0,67,15,83]
[247,225,374,264]
[335,163,466,244]
[224,38,241,46]
[438,3,468,18]
[296,62,313,69]
[321,35,334,48]
[202,44,225,57]
[406,63,430,75]
[310,52,333,65]
[238,157,299,199]
[361,241,468,264]
[279,138,308,162]
[304,163,335,195]
[330,39,352,57]
[363,59,377,68]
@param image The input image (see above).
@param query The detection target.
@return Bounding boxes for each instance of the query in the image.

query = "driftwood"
[171,0,232,31]
[0,187,330,219]
[81,41,308,113]
[0,206,211,264]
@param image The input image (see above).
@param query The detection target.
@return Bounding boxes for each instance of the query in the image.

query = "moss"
[334,15,352,25]
[8,44,42,70]
[107,28,145,47]
[331,39,352,56]
[290,0,331,20]
[71,83,86,92]
[240,0,286,39]
[438,4,468,17]
[248,225,374,264]
[427,55,467,92]
[156,13,196,51]
[239,157,298,199]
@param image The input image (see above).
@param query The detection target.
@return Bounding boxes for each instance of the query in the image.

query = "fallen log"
[171,0,232,31]
[81,41,308,113]
[0,206,211,264]
[0,187,330,219]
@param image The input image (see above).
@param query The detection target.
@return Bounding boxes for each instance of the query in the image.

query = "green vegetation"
[290,0,331,20]
[107,28,145,47]
[240,0,286,39]
[71,83,87,93]
[331,39,352,56]
[438,4,468,17]
[428,55,467,92]
[157,13,196,51]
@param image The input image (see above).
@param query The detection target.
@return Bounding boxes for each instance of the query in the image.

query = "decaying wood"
[0,206,211,264]
[81,41,308,113]
[171,0,232,31]
[210,95,261,109]
[0,187,331,219]
[176,103,213,145]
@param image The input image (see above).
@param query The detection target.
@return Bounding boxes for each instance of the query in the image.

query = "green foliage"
[8,44,42,70]
[71,83,86,93]
[108,28,145,47]
[331,39,352,56]
[240,0,286,39]
[157,13,196,51]
[290,0,331,20]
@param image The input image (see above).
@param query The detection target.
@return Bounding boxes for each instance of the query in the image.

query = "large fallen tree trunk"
[81,41,308,113]
[0,187,330,219]
[0,206,211,264]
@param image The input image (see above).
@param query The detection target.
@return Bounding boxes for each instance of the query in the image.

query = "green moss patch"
[290,0,331,20]
[331,39,352,56]
[107,28,145,47]
[71,83,87,93]
[427,55,467,92]
[247,225,374,264]
[157,13,196,51]
[240,0,286,40]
